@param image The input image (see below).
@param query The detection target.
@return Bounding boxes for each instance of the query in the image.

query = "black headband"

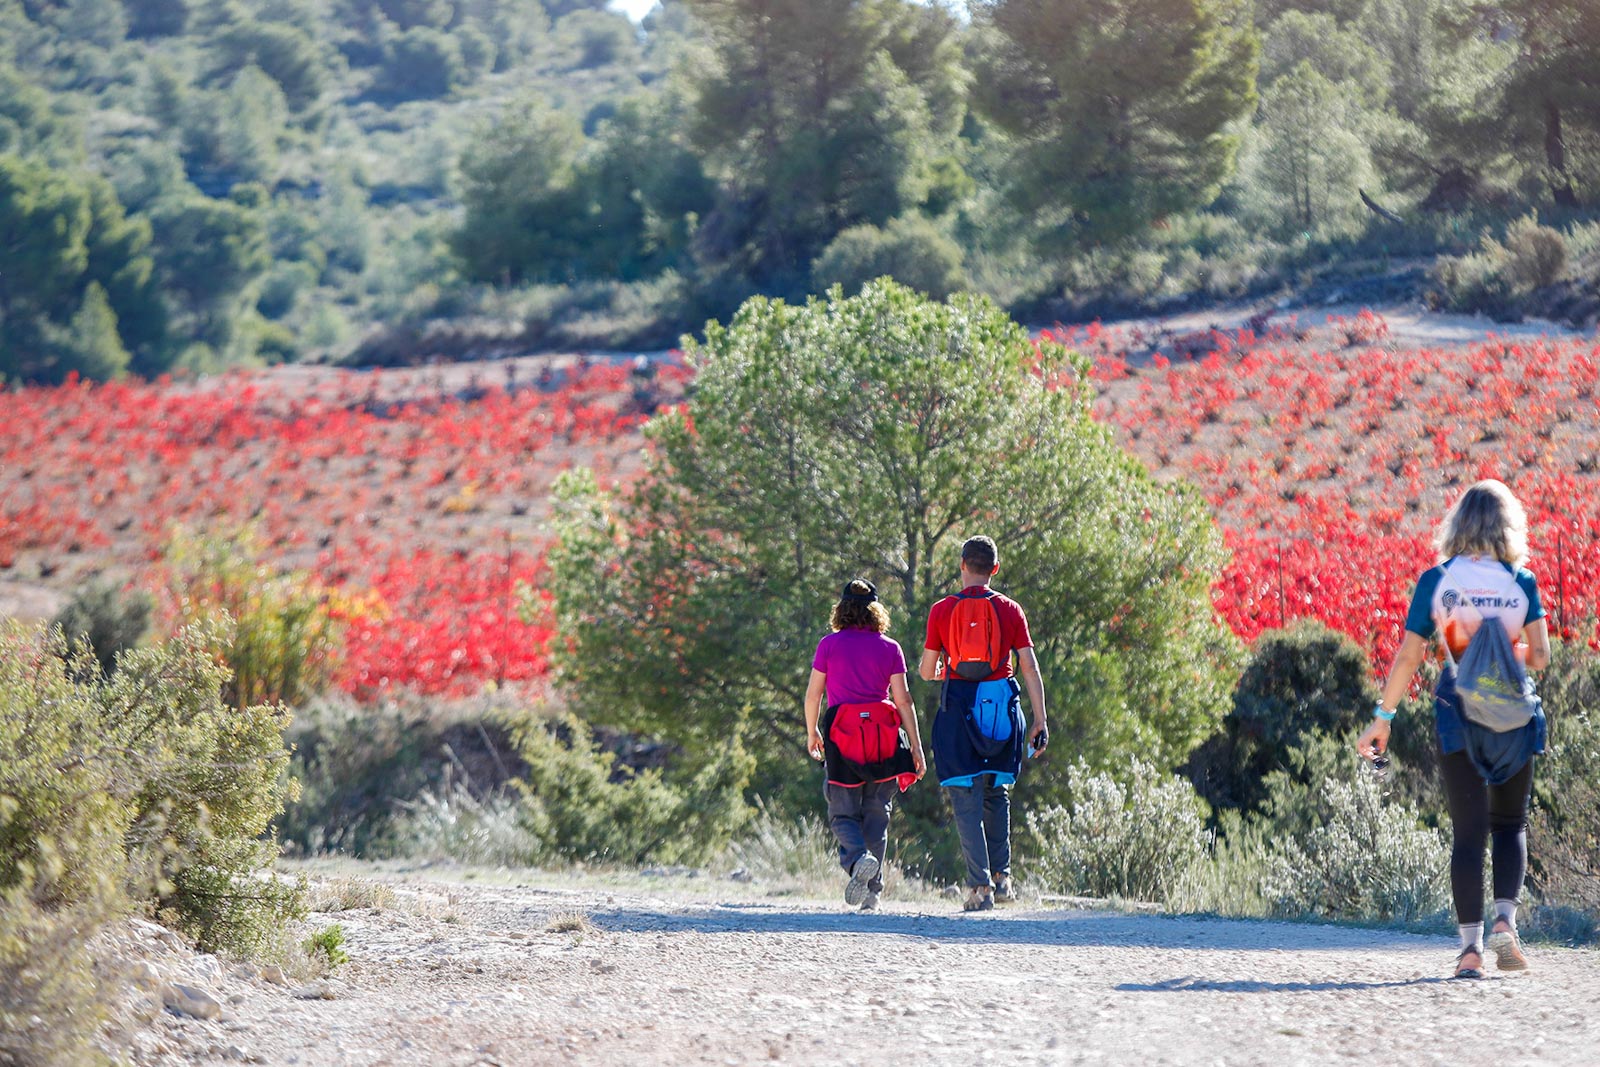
[840,579,878,605]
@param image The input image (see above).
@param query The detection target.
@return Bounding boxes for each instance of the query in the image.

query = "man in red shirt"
[919,536,1048,911]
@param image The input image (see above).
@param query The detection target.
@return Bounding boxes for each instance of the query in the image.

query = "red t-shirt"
[924,586,1033,681]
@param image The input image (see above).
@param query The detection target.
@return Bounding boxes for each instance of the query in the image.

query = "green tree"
[1364,0,1600,211]
[581,92,714,280]
[0,61,76,160]
[1259,10,1388,107]
[0,155,165,382]
[1239,61,1382,235]
[556,8,639,70]
[451,99,589,283]
[126,0,192,37]
[1485,0,1600,207]
[54,282,131,379]
[147,192,269,347]
[183,65,290,185]
[374,24,468,100]
[209,18,329,112]
[971,0,1259,248]
[681,0,968,290]
[546,281,1238,844]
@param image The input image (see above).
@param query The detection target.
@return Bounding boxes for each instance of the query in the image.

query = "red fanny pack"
[828,700,901,767]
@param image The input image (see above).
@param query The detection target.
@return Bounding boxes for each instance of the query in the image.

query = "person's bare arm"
[1523,617,1551,671]
[890,673,926,778]
[918,648,942,682]
[803,668,827,761]
[1016,647,1047,744]
[1356,630,1429,759]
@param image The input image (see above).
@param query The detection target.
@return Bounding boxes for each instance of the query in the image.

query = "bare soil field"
[114,864,1599,1067]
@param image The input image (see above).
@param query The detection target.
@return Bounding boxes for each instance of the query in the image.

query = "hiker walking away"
[919,536,1049,911]
[1356,480,1551,979]
[804,579,927,911]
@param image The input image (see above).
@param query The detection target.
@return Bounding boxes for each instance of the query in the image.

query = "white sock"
[1493,899,1518,932]
[1459,922,1483,953]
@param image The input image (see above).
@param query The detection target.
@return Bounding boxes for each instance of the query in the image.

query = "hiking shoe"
[992,874,1017,904]
[859,891,880,912]
[1487,921,1529,972]
[845,854,880,908]
[1453,946,1484,980]
[962,886,994,912]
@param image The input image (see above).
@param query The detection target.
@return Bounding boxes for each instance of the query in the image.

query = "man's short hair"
[961,535,997,573]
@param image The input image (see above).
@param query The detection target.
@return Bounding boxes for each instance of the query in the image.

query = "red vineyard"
[1074,316,1600,667]
[4,318,1598,699]
[0,358,685,697]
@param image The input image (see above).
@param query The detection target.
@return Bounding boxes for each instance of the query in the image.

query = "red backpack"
[944,589,1005,681]
[828,700,902,767]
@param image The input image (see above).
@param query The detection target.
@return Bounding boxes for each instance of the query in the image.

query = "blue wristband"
[1373,702,1396,722]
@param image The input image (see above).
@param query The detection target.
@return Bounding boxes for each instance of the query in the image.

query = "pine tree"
[681,0,967,291]
[971,0,1259,248]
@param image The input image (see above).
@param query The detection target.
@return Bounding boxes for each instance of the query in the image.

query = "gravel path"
[124,867,1600,1066]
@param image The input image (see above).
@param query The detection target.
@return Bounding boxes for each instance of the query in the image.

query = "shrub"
[158,526,345,711]
[720,799,839,891]
[0,620,302,966]
[811,215,967,300]
[508,713,754,865]
[256,261,317,320]
[302,924,348,969]
[1028,759,1210,904]
[1502,214,1569,289]
[106,620,302,952]
[385,780,537,867]
[557,10,637,70]
[1431,214,1570,319]
[279,696,528,857]
[1185,620,1377,815]
[0,887,118,1067]
[1174,731,1450,923]
[375,26,468,101]
[0,627,131,905]
[1293,775,1450,923]
[1529,639,1600,925]
[1242,732,1448,923]
[1171,809,1308,917]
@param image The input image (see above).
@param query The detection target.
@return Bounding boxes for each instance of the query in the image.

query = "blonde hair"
[830,579,891,633]
[1435,479,1529,567]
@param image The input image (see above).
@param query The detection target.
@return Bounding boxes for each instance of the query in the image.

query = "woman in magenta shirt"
[803,579,926,911]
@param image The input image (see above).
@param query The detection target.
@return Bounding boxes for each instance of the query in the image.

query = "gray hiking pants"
[825,779,895,892]
[947,773,1011,888]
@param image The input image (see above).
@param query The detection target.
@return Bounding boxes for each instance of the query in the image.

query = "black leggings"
[1440,747,1534,925]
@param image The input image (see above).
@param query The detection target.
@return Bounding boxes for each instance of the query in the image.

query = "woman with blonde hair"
[1357,480,1550,978]
[804,579,926,910]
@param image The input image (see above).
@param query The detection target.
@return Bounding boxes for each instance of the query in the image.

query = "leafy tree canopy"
[0,153,167,382]
[971,0,1260,248]
[547,281,1239,815]
[681,0,969,290]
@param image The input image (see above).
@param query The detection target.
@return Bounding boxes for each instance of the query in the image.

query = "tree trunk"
[1546,100,1581,208]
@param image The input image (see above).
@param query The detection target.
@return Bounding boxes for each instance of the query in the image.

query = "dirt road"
[123,867,1599,1067]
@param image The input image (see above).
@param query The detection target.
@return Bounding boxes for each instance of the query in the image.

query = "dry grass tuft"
[307,877,398,913]
[544,909,595,935]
